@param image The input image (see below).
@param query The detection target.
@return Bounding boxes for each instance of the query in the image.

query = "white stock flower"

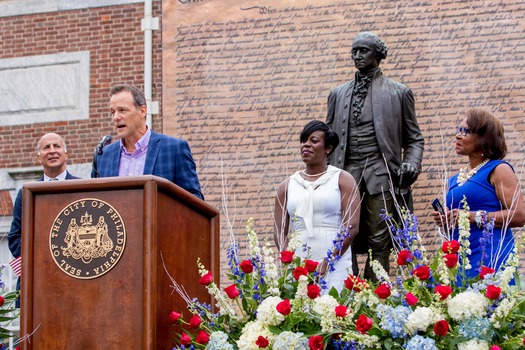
[262,241,280,294]
[256,296,285,326]
[457,339,489,350]
[489,297,516,328]
[447,290,488,321]
[370,260,390,283]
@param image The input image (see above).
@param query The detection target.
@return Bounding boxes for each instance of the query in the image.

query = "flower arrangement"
[167,203,525,350]
[0,265,19,344]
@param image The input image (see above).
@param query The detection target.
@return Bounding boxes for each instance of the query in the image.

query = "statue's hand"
[398,162,418,188]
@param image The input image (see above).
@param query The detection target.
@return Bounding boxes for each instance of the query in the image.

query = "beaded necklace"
[457,159,489,186]
[302,169,327,177]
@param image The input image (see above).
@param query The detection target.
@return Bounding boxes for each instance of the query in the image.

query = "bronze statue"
[326,32,424,281]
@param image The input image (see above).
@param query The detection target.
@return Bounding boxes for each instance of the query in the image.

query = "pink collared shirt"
[118,128,151,176]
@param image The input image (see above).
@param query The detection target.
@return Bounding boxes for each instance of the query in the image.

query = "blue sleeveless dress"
[446,159,515,279]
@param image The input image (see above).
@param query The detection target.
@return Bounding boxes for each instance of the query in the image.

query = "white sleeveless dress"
[286,165,352,292]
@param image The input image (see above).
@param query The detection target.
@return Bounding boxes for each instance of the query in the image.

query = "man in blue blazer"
[92,84,203,200]
[8,132,80,306]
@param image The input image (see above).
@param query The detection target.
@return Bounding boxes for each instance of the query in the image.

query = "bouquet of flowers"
[0,265,19,343]
[167,203,525,350]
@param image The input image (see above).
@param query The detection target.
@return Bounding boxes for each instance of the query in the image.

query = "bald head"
[36,133,69,178]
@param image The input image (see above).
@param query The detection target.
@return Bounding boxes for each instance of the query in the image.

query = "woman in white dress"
[274,120,360,292]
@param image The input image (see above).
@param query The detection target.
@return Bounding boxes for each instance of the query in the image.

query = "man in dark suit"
[92,84,203,200]
[326,32,424,280]
[8,132,80,306]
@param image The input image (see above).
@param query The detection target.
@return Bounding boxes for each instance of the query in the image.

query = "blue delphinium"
[405,335,438,350]
[458,317,495,342]
[325,227,351,273]
[226,242,241,282]
[331,338,362,350]
[376,304,411,338]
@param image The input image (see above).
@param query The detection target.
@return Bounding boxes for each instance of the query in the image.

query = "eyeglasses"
[456,126,471,137]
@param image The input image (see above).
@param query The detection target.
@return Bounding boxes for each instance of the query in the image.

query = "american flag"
[9,256,21,277]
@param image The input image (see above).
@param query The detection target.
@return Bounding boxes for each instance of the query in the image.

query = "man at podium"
[92,84,203,200]
[8,132,81,306]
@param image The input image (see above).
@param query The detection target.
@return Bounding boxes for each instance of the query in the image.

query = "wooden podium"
[19,176,219,349]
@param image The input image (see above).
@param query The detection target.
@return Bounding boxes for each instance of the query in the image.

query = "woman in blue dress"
[433,109,525,279]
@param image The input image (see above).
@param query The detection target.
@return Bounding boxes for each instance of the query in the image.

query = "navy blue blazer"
[92,131,203,200]
[8,171,80,258]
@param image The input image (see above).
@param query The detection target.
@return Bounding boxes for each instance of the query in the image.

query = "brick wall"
[0,2,163,169]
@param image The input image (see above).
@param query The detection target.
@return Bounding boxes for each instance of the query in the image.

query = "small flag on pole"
[9,256,21,277]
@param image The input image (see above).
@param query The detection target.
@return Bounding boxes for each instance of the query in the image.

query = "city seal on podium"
[49,198,126,279]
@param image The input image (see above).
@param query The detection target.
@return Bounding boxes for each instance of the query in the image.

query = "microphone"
[96,135,112,155]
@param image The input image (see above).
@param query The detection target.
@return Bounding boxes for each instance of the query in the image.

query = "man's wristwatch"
[474,210,487,227]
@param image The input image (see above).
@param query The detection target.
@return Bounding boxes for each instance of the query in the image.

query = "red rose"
[397,250,413,265]
[434,285,452,300]
[198,272,213,286]
[441,240,460,254]
[195,330,210,344]
[355,314,373,334]
[433,319,449,336]
[480,266,496,279]
[239,259,254,273]
[344,275,368,292]
[180,332,192,345]
[307,284,321,299]
[412,265,431,280]
[490,346,501,350]
[280,251,295,263]
[405,292,418,306]
[189,314,202,329]
[443,253,458,268]
[304,259,319,273]
[256,336,269,348]
[334,305,349,317]
[373,283,391,299]
[224,284,240,299]
[308,335,324,350]
[168,310,181,324]
[276,299,291,315]
[293,266,309,280]
[486,285,502,300]
[0,295,4,307]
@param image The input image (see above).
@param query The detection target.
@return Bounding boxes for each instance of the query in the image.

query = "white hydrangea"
[312,294,339,316]
[236,321,274,350]
[273,331,309,350]
[256,296,285,326]
[206,331,234,350]
[457,339,489,350]
[447,290,488,321]
[406,307,443,334]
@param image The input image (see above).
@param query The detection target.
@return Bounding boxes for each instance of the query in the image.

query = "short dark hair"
[355,32,388,61]
[110,84,146,109]
[466,109,507,159]
[299,120,339,156]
